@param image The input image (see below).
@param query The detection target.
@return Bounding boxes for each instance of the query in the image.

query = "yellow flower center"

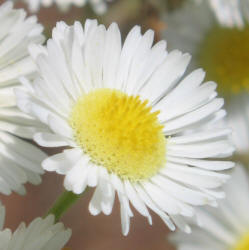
[198,25,249,95]
[233,231,249,250]
[69,88,166,182]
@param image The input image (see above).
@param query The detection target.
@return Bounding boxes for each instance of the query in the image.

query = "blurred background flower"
[19,0,113,15]
[162,0,249,165]
[0,1,47,197]
[0,203,72,250]
[170,165,249,250]
[197,0,249,28]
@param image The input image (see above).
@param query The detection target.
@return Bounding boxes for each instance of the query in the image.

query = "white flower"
[162,2,213,63]
[16,20,235,236]
[21,0,112,14]
[226,94,249,164]
[0,1,47,195]
[163,1,249,162]
[170,165,249,250]
[194,0,249,28]
[0,202,71,249]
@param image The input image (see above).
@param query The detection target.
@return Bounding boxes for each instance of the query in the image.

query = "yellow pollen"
[232,231,249,250]
[197,25,249,95]
[69,88,166,182]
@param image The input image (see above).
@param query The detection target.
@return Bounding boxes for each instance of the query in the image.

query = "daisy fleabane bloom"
[170,165,249,250]
[21,0,112,14]
[194,0,249,28]
[0,202,71,249]
[163,1,249,162]
[16,19,235,235]
[0,1,47,196]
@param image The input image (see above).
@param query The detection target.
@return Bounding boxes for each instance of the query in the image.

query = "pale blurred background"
[0,0,187,249]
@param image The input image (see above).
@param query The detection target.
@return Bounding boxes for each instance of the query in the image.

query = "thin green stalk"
[47,190,87,222]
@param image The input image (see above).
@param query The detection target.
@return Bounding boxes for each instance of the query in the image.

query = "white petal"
[34,132,69,147]
[124,180,152,224]
[161,163,230,189]
[163,98,224,134]
[168,140,235,158]
[167,156,235,171]
[42,148,82,174]
[134,184,176,231]
[48,114,73,139]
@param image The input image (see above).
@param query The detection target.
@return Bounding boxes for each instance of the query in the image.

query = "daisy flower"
[163,1,249,162]
[0,202,71,249]
[21,0,112,14]
[16,20,235,235]
[0,1,47,195]
[170,165,249,250]
[194,0,249,28]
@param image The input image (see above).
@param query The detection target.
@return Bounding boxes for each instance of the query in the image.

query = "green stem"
[47,190,87,222]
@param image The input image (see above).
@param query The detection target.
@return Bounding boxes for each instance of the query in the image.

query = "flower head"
[164,1,249,96]
[0,2,46,195]
[16,20,235,235]
[170,165,249,250]
[194,0,249,28]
